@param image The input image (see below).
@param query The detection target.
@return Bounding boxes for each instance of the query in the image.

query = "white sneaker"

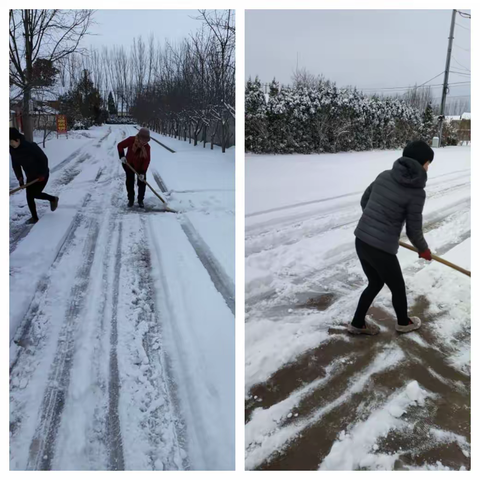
[347,320,380,336]
[396,316,422,333]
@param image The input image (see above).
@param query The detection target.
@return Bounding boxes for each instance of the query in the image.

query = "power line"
[451,55,470,72]
[359,81,469,92]
[418,71,448,87]
[356,71,445,92]
[450,70,470,77]
[433,94,471,99]
[455,22,470,31]
[419,71,445,87]
[454,43,470,53]
[457,10,471,19]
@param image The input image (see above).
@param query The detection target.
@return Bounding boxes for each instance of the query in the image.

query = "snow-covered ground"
[245,146,470,471]
[9,125,235,470]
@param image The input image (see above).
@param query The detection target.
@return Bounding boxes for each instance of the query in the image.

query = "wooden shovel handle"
[9,178,41,195]
[399,241,471,277]
[124,161,173,209]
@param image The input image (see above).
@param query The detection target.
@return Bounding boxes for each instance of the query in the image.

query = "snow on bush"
[245,77,440,154]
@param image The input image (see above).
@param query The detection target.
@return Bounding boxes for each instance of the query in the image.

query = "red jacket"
[117,136,151,173]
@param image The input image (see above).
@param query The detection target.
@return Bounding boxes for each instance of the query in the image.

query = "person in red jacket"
[117,128,151,207]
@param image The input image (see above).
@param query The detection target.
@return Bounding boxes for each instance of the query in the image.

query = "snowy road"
[245,147,470,471]
[10,125,234,470]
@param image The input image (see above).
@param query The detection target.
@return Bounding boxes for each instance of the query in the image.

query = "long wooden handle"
[399,241,471,277]
[123,161,176,212]
[9,178,40,195]
[124,162,166,203]
[145,180,167,205]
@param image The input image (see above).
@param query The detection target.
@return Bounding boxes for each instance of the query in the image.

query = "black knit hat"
[10,127,22,141]
[403,140,434,165]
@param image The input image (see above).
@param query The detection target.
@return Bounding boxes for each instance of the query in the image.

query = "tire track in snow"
[246,175,470,241]
[152,170,168,193]
[49,146,89,174]
[107,220,125,470]
[246,190,364,218]
[46,127,108,174]
[9,154,93,255]
[116,215,187,470]
[78,201,118,469]
[10,145,105,255]
[26,218,100,470]
[10,193,93,366]
[143,159,234,314]
[179,217,235,314]
[136,216,188,470]
[246,194,470,259]
[10,164,116,459]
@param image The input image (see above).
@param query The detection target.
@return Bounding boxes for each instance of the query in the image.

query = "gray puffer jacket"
[354,156,429,255]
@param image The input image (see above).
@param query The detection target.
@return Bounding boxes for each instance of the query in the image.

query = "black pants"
[123,164,146,202]
[26,175,55,219]
[352,237,410,327]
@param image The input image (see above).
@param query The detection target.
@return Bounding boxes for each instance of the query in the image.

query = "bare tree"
[103,10,236,152]
[9,9,94,141]
[88,47,105,99]
[132,36,147,94]
[197,10,235,105]
[292,67,321,89]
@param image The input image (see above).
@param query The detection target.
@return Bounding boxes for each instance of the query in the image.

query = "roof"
[445,112,471,122]
[32,105,59,115]
[445,115,461,122]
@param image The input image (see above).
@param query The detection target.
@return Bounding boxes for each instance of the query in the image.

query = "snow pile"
[319,381,430,471]
[245,267,274,300]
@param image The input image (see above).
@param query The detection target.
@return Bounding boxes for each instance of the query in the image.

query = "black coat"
[10,136,49,183]
[354,156,429,255]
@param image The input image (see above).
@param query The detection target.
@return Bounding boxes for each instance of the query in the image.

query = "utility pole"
[438,9,456,146]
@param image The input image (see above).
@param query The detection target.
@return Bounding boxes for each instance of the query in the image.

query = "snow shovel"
[123,161,177,213]
[399,241,471,278]
[9,178,41,196]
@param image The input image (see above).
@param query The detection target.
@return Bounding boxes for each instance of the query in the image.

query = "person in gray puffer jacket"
[348,140,434,336]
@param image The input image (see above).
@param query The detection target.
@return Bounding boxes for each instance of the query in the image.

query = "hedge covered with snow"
[245,77,450,154]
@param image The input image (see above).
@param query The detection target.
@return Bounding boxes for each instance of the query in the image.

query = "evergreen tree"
[442,120,459,146]
[30,59,59,89]
[421,102,436,143]
[59,69,103,128]
[245,77,267,152]
[108,92,118,115]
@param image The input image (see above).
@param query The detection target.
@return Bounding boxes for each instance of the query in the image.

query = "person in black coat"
[349,140,434,336]
[10,128,59,224]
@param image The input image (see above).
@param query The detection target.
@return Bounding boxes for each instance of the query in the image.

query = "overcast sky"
[85,9,201,50]
[246,10,471,101]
